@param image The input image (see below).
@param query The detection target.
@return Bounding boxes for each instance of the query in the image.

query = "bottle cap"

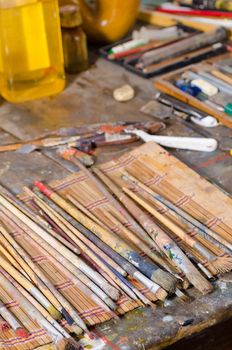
[224,103,232,116]
[60,4,82,28]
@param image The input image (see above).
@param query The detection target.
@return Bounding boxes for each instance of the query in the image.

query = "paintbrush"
[34,181,179,299]
[123,173,232,275]
[138,27,227,68]
[0,222,87,332]
[1,268,77,338]
[60,156,164,253]
[122,187,213,294]
[129,154,232,249]
[24,187,128,279]
[31,189,163,303]
[93,167,187,278]
[103,208,178,289]
[0,254,61,321]
[0,211,119,326]
[1,208,118,317]
[122,175,232,254]
[142,43,226,74]
[0,194,120,303]
[0,272,82,350]
[108,39,176,60]
[25,190,137,301]
[0,135,87,153]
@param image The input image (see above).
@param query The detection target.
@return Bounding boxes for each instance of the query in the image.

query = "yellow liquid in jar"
[0,0,65,103]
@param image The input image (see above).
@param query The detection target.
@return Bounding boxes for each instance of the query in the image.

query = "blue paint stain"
[127,251,158,278]
[164,244,182,264]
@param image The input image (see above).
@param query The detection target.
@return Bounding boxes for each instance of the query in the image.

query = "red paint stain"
[193,153,231,170]
[93,330,122,350]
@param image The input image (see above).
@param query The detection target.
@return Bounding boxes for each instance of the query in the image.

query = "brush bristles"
[208,256,232,275]
[151,269,178,294]
[175,288,192,303]
[155,288,168,301]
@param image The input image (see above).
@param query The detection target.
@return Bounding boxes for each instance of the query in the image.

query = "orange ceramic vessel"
[78,0,140,43]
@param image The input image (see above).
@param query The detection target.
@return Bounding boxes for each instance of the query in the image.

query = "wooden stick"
[211,69,232,85]
[123,187,213,294]
[0,194,119,303]
[125,173,232,253]
[30,191,127,278]
[0,271,80,348]
[0,253,61,320]
[104,209,177,293]
[2,207,118,313]
[139,27,227,67]
[61,156,151,240]
[143,44,226,74]
[32,189,163,301]
[93,167,182,276]
[34,181,169,301]
[67,195,109,229]
[28,195,136,301]
[0,221,87,333]
[122,174,221,263]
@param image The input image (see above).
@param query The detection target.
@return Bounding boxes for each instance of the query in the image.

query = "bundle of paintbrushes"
[1,141,232,349]
[0,171,176,348]
[155,53,232,128]
[100,25,229,78]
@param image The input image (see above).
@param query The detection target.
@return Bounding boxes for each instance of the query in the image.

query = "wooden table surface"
[0,58,232,350]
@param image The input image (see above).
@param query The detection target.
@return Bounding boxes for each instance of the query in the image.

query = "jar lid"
[60,4,82,28]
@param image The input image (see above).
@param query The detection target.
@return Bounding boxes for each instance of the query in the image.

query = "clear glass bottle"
[60,4,88,74]
[0,0,65,103]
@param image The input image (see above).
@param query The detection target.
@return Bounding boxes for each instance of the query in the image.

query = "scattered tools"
[0,121,165,154]
[155,92,219,127]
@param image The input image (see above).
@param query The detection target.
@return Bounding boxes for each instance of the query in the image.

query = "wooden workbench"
[0,58,232,350]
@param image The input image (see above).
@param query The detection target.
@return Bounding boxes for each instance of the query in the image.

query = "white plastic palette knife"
[126,129,218,152]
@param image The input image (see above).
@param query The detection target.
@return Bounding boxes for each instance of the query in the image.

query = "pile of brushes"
[0,144,232,350]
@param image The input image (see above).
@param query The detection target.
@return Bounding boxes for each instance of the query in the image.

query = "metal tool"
[156,93,218,127]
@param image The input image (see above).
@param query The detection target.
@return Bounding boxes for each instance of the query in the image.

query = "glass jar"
[60,4,88,74]
[0,0,65,103]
